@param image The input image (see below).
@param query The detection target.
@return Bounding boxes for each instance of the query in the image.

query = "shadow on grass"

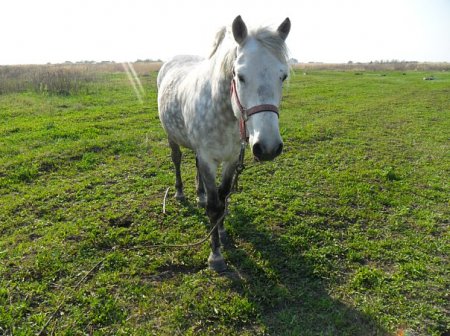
[223,206,387,336]
[150,193,387,334]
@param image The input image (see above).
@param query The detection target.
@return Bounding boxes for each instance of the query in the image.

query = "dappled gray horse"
[157,15,291,271]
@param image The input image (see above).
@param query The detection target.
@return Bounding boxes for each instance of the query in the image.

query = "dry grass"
[0,64,97,95]
[0,62,162,95]
[293,61,450,72]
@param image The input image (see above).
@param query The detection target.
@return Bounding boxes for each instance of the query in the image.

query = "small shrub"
[0,64,97,95]
[352,266,385,290]
[13,164,39,183]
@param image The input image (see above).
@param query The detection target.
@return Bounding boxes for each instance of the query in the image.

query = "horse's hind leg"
[168,139,185,201]
[196,156,207,208]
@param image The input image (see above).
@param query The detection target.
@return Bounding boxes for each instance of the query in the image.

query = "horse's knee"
[206,199,224,221]
[218,186,229,202]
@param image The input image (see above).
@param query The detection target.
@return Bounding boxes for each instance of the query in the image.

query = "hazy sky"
[1,0,449,65]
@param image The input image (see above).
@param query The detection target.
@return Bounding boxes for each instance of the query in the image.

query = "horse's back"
[157,55,204,89]
[157,55,205,149]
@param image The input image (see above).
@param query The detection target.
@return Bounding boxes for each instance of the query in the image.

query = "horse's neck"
[210,75,233,122]
[212,73,232,98]
[209,47,235,113]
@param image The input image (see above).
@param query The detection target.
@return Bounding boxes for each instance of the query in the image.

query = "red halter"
[230,78,279,142]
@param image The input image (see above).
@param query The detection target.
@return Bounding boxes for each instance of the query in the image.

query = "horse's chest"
[189,106,240,161]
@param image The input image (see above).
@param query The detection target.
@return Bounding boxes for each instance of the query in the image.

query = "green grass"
[0,67,448,335]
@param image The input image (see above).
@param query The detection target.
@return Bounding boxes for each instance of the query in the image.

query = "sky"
[1,0,449,65]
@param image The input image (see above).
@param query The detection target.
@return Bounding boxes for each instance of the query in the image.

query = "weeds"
[0,64,95,95]
[295,61,450,72]
[0,61,161,96]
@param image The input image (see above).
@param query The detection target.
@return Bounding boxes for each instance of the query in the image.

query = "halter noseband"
[230,78,279,142]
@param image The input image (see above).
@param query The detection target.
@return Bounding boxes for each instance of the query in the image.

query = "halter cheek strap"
[230,79,279,142]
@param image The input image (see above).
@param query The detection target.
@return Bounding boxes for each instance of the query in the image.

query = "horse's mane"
[209,25,289,75]
[209,27,228,59]
[208,27,235,76]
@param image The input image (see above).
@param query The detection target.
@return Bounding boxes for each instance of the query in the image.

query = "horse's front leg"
[196,156,227,272]
[217,160,238,245]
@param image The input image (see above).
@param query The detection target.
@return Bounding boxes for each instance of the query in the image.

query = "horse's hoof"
[197,194,207,208]
[174,191,186,202]
[208,253,227,273]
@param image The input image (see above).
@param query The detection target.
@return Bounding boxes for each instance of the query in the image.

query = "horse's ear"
[232,15,248,45]
[277,17,291,41]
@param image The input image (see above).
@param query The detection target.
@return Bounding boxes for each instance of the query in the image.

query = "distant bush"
[0,64,97,95]
[32,67,97,95]
[0,62,163,95]
[0,66,29,94]
[293,61,450,72]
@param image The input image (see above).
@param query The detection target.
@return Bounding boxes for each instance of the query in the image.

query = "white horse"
[157,15,291,272]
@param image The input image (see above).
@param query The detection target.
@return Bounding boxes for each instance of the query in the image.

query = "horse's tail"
[156,62,167,89]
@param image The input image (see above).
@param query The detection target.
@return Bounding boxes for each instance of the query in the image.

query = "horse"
[157,15,291,272]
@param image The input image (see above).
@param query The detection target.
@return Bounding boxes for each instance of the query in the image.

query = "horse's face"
[233,42,288,161]
[231,16,291,161]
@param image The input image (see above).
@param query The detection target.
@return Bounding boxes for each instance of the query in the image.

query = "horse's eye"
[281,74,288,82]
[237,74,245,83]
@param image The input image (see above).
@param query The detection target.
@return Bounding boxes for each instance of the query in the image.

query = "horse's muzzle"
[252,141,283,161]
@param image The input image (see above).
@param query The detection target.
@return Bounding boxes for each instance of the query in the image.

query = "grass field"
[0,64,449,335]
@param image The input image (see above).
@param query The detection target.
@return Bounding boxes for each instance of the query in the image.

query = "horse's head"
[231,15,291,161]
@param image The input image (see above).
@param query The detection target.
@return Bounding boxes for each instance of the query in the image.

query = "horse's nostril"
[252,143,263,160]
[253,142,283,161]
[275,143,283,157]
